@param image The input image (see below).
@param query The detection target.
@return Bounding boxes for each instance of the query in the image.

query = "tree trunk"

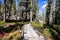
[30,0,32,22]
[45,0,53,26]
[3,0,6,22]
[30,9,32,22]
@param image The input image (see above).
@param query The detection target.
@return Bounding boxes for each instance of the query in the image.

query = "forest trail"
[22,24,40,40]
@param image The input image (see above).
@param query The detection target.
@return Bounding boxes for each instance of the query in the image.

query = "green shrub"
[51,29,58,35]
[43,28,52,38]
[31,21,44,28]
[31,21,38,27]
[53,24,59,28]
[38,23,44,28]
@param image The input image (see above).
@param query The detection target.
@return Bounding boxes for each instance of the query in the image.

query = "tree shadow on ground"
[0,24,18,33]
[6,19,30,22]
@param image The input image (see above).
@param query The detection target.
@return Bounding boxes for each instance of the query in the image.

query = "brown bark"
[3,0,6,22]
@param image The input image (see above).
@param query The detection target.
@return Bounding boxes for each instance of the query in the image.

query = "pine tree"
[54,0,60,24]
[49,0,54,24]
[11,0,16,15]
[18,0,38,21]
[3,0,6,21]
[0,0,2,14]
[31,0,38,21]
[45,0,53,25]
[6,0,12,20]
[6,0,16,20]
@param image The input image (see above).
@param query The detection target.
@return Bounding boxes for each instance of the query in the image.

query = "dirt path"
[22,24,40,40]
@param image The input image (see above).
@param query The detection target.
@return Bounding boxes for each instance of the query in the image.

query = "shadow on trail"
[20,35,24,40]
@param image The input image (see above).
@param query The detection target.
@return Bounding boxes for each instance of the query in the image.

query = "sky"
[1,0,47,15]
[38,0,47,15]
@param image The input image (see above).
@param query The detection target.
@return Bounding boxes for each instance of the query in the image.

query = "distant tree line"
[0,0,38,22]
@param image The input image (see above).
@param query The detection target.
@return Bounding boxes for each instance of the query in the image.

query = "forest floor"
[0,21,23,40]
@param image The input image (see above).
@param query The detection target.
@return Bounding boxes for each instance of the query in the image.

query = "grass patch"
[0,21,16,26]
[0,21,24,26]
[0,21,6,26]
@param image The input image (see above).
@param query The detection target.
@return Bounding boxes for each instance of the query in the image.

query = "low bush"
[43,28,52,38]
[31,21,44,28]
[1,30,21,40]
